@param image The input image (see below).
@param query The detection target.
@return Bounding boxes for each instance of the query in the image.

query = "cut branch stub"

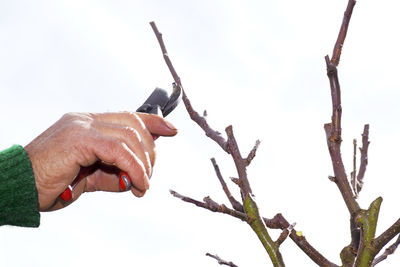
[354,197,383,266]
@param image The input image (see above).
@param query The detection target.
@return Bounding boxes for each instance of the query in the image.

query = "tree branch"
[243,195,284,267]
[373,234,400,266]
[150,21,229,152]
[325,2,365,266]
[245,140,261,166]
[354,197,382,266]
[351,125,369,198]
[351,138,358,198]
[225,126,252,199]
[206,253,239,267]
[275,223,295,247]
[356,124,370,194]
[331,0,357,66]
[266,214,339,267]
[169,190,249,222]
[211,158,243,212]
[374,218,400,254]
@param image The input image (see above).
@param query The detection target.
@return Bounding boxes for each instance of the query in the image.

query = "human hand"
[24,112,177,211]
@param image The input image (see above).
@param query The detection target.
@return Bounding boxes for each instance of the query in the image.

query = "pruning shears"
[59,83,181,201]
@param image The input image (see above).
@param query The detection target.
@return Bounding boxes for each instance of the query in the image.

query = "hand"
[24,112,177,211]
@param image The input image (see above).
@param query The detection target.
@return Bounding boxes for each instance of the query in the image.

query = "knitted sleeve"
[0,145,40,227]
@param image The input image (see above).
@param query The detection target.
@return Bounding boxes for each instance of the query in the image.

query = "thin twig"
[374,218,400,253]
[373,234,400,266]
[331,0,357,66]
[356,124,369,194]
[246,140,261,166]
[351,138,357,197]
[149,21,181,86]
[211,158,243,212]
[150,21,229,152]
[276,223,296,247]
[206,253,239,267]
[169,190,249,222]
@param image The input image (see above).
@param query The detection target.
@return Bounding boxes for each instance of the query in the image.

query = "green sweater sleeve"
[0,145,40,227]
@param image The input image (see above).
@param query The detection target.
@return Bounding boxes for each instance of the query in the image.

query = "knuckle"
[132,113,146,130]
[62,112,92,128]
[122,127,141,142]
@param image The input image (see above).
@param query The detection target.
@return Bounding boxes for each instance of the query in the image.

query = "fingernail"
[144,173,150,190]
[164,120,177,132]
[119,172,130,191]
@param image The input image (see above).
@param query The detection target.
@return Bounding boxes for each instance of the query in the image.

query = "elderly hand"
[24,112,177,211]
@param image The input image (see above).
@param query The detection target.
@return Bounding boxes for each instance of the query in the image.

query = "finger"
[92,112,157,165]
[136,113,178,137]
[93,112,178,137]
[85,164,120,192]
[84,134,150,193]
[91,120,153,177]
[84,165,148,197]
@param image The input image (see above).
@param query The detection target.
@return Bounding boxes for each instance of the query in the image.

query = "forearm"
[0,145,40,227]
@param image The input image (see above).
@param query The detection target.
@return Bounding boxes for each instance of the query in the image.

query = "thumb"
[136,113,178,137]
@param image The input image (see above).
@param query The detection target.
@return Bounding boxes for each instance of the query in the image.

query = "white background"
[1,0,400,266]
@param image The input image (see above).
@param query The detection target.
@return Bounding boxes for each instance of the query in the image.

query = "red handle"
[60,134,159,201]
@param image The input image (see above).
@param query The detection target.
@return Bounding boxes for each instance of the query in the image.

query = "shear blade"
[136,83,181,117]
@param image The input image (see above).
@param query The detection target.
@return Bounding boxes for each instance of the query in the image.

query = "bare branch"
[204,196,220,210]
[351,138,358,198]
[356,124,370,194]
[276,222,296,247]
[150,21,228,152]
[354,197,382,266]
[324,0,360,211]
[226,126,252,199]
[265,214,339,267]
[350,125,370,198]
[149,21,181,86]
[245,140,261,166]
[331,0,357,66]
[230,177,241,186]
[325,4,363,265]
[169,190,249,222]
[374,218,400,253]
[211,158,243,212]
[373,234,400,266]
[206,253,239,267]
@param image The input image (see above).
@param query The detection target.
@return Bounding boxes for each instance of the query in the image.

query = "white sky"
[1,0,400,266]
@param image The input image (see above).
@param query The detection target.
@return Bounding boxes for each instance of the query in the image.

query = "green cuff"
[0,145,40,227]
